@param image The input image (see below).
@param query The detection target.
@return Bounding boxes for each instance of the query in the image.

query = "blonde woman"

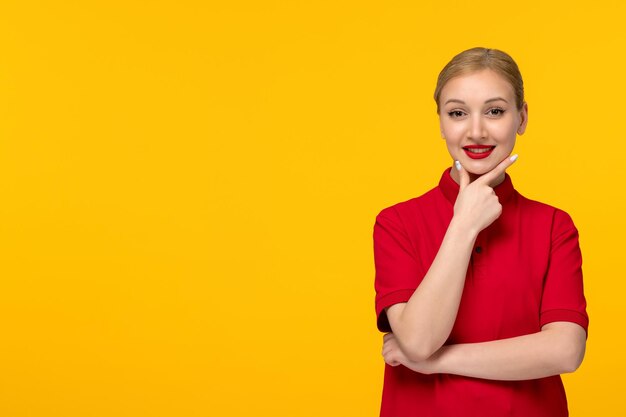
[374,47,588,416]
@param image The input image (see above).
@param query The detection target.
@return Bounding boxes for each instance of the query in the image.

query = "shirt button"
[475,246,483,254]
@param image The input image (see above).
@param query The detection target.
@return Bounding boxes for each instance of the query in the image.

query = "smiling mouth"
[463,145,496,159]
[463,145,496,154]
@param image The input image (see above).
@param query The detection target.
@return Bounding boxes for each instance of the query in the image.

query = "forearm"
[405,324,585,381]
[390,217,477,361]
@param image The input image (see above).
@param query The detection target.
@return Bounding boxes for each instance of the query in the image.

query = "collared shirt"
[373,168,589,417]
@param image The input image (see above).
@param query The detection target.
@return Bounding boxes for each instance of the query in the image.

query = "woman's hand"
[382,333,440,374]
[452,155,518,235]
[382,332,407,367]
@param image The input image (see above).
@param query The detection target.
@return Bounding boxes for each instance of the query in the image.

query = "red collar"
[438,167,516,205]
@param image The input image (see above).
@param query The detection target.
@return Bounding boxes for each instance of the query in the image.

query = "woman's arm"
[386,157,517,362]
[382,321,586,381]
[384,215,475,362]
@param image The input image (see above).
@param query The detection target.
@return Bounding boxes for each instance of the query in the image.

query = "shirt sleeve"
[540,209,589,336]
[373,206,425,333]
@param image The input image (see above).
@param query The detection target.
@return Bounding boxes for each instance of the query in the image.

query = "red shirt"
[373,168,589,417]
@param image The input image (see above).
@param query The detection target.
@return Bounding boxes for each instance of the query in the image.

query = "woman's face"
[439,69,528,183]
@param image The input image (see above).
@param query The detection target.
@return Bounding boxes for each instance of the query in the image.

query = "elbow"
[560,340,586,374]
[402,337,440,363]
[561,358,582,374]
[543,322,587,374]
[405,349,430,363]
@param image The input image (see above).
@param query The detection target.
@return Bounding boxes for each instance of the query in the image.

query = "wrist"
[448,217,480,243]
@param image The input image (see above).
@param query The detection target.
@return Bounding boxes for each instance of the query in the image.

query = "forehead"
[440,69,515,104]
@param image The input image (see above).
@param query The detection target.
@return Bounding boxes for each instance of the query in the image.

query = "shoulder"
[515,191,579,235]
[375,186,442,223]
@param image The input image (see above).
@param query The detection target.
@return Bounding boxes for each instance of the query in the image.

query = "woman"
[373,47,588,416]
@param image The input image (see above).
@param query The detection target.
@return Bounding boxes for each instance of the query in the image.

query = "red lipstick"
[463,145,495,160]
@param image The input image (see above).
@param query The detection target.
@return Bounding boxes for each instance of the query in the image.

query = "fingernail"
[455,160,461,171]
[510,154,519,162]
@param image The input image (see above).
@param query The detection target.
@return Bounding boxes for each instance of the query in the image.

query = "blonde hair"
[434,47,524,113]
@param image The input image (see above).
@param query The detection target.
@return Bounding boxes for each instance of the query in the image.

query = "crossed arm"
[382,321,586,381]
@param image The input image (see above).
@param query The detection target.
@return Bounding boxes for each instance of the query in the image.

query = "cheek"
[443,138,461,158]
[489,122,518,143]
[441,122,464,141]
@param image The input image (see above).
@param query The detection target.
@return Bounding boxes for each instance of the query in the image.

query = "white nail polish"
[455,160,461,171]
[510,154,519,162]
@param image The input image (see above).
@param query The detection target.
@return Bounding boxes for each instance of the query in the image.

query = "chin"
[462,160,498,176]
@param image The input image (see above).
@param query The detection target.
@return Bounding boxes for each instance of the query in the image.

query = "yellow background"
[0,1,623,416]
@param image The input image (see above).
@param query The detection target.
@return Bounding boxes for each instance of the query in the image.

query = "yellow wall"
[0,1,623,416]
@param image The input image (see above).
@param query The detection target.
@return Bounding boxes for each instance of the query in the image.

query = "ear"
[517,102,529,135]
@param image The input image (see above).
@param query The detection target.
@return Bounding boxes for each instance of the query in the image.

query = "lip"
[463,145,496,160]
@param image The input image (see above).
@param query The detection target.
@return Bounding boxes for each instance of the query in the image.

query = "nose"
[468,114,487,141]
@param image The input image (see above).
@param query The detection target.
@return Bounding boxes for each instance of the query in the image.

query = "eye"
[447,110,465,118]
[487,108,505,116]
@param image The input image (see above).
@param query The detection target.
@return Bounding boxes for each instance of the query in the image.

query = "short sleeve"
[540,209,589,336]
[373,207,425,333]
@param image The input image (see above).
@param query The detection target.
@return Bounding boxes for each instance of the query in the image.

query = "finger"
[382,346,392,357]
[477,154,518,187]
[383,333,393,342]
[382,350,398,366]
[455,160,470,190]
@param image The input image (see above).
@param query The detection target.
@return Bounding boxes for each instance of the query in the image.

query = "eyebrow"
[444,97,509,105]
